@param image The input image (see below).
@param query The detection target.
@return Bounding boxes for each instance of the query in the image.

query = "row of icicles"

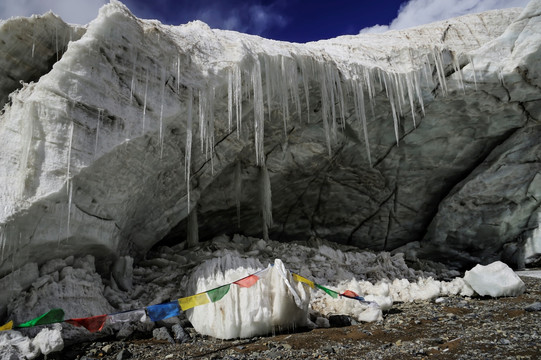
[4,44,474,261]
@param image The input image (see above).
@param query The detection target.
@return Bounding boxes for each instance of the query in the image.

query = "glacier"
[0,0,540,351]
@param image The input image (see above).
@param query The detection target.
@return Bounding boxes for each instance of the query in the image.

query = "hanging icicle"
[185,88,193,212]
[260,164,273,241]
[252,59,265,166]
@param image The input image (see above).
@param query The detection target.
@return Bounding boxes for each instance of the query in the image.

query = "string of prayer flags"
[207,284,230,303]
[0,320,13,331]
[292,273,315,288]
[179,292,210,311]
[0,262,373,333]
[15,308,65,328]
[147,301,181,322]
[65,314,107,333]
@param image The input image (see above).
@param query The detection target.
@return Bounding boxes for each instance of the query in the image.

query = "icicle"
[65,122,75,242]
[177,55,181,93]
[66,122,74,187]
[94,108,102,158]
[452,53,465,93]
[327,66,337,136]
[405,73,417,128]
[198,89,205,154]
[423,54,433,88]
[280,56,290,136]
[383,73,400,145]
[469,55,478,91]
[352,81,372,166]
[31,42,35,58]
[264,57,273,124]
[130,53,137,104]
[228,68,233,132]
[413,70,425,116]
[300,59,311,123]
[0,225,5,263]
[66,179,73,239]
[234,65,242,137]
[364,68,377,120]
[319,63,332,156]
[197,86,215,167]
[159,66,166,158]
[208,86,215,174]
[337,74,346,129]
[433,48,448,95]
[252,59,265,166]
[185,88,193,211]
[142,69,149,134]
[395,73,406,117]
[235,160,242,228]
[260,164,273,241]
[187,206,199,247]
[287,57,302,123]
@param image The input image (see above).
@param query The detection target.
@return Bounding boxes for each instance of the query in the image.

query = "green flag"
[316,284,339,299]
[16,308,65,328]
[207,284,230,303]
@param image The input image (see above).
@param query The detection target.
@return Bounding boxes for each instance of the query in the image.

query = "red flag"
[66,314,107,333]
[233,274,259,288]
[341,290,359,298]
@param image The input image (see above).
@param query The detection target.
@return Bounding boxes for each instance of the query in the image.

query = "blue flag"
[146,301,181,322]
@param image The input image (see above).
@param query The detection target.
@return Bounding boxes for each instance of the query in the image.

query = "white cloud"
[0,0,107,24]
[360,0,530,34]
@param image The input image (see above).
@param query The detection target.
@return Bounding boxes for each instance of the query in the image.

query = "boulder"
[463,261,526,297]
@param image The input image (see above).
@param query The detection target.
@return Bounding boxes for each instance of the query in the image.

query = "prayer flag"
[340,290,364,301]
[178,293,210,311]
[207,284,230,303]
[16,308,65,328]
[233,274,259,288]
[146,301,181,322]
[315,284,339,298]
[0,320,13,331]
[66,314,107,333]
[107,309,146,324]
[341,290,359,298]
[292,273,315,288]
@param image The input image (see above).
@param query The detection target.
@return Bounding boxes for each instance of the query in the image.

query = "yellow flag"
[178,293,210,311]
[292,273,315,288]
[0,320,13,331]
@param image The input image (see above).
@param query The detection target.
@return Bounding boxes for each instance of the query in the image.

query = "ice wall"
[0,0,539,289]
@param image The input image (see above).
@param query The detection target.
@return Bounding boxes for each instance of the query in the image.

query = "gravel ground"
[47,274,541,360]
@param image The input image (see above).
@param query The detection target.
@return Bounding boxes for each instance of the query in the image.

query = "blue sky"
[0,0,530,43]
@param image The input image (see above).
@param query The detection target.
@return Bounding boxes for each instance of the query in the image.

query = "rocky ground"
[43,274,541,360]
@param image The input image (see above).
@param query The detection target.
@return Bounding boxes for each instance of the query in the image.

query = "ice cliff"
[0,0,540,324]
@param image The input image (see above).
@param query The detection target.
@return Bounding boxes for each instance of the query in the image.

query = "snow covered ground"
[0,234,529,359]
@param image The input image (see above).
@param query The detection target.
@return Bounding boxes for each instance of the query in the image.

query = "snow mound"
[464,261,526,297]
[0,324,62,359]
[186,255,310,339]
[31,324,63,356]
